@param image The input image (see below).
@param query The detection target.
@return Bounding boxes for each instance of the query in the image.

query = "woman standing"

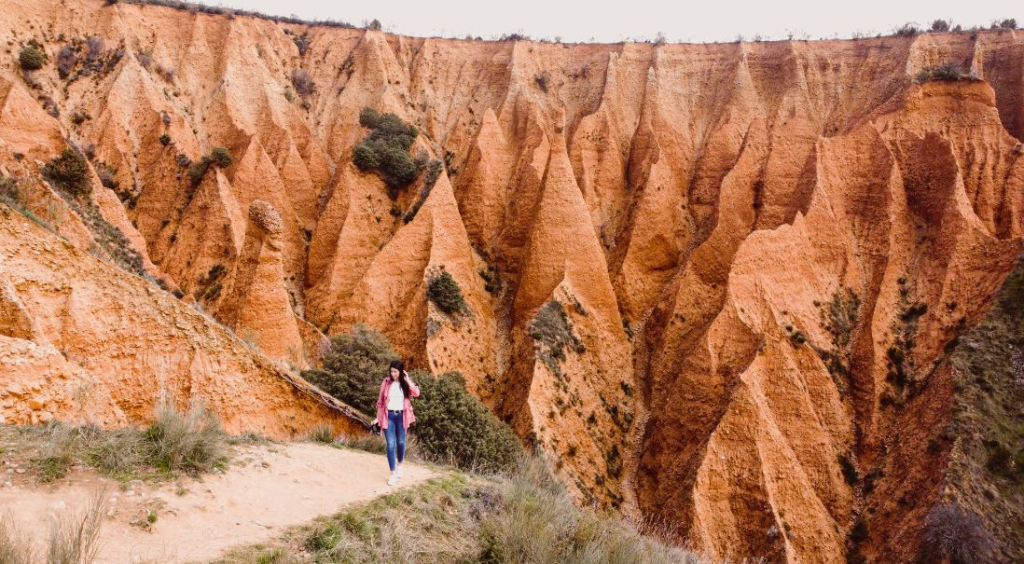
[371,360,420,486]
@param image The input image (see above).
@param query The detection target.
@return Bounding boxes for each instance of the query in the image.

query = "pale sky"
[215,0,1020,43]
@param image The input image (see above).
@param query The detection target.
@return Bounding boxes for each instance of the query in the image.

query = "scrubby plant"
[412,371,523,473]
[301,325,400,415]
[920,504,995,564]
[195,263,226,302]
[160,133,171,146]
[85,36,104,61]
[145,399,227,474]
[43,148,92,197]
[529,300,585,378]
[403,159,442,223]
[309,424,335,444]
[915,61,972,83]
[94,162,118,190]
[45,492,106,564]
[18,45,46,71]
[930,19,951,32]
[351,107,424,194]
[292,32,311,55]
[155,62,176,82]
[57,44,78,79]
[0,514,32,564]
[534,72,550,92]
[187,147,232,187]
[895,23,921,37]
[210,146,232,168]
[427,270,467,315]
[302,327,523,473]
[290,68,315,97]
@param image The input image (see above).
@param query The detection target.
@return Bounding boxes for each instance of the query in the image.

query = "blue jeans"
[384,410,406,472]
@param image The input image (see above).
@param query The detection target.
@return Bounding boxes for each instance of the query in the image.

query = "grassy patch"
[0,492,106,564]
[0,513,33,564]
[215,458,705,564]
[1,400,228,484]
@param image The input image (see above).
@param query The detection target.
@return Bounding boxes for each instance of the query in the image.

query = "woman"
[371,360,420,486]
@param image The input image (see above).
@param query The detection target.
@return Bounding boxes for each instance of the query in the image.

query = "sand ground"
[0,442,434,564]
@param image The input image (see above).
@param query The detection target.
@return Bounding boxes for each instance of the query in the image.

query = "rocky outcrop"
[0,1,1022,561]
[217,200,306,368]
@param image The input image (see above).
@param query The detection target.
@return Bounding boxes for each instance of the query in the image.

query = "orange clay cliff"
[0,2,1022,562]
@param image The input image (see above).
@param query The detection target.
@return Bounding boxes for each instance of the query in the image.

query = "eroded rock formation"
[0,1,1022,561]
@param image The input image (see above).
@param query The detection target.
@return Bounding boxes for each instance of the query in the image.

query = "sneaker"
[388,473,397,486]
[396,466,403,479]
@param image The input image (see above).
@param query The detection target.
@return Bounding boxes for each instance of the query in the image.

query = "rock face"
[0,1,1022,562]
[217,200,307,368]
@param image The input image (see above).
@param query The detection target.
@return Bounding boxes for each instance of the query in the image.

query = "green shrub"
[187,148,232,187]
[351,107,424,193]
[302,328,522,473]
[301,325,399,415]
[43,149,91,197]
[930,19,951,32]
[159,134,171,146]
[352,143,380,170]
[427,271,467,315]
[358,107,381,128]
[18,45,45,71]
[412,371,523,473]
[210,147,232,168]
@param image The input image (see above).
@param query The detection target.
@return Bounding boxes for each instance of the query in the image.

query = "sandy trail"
[0,442,434,564]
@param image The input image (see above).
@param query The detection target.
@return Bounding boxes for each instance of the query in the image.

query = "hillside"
[0,1,1022,562]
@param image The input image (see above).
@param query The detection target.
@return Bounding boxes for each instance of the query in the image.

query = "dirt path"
[0,442,435,564]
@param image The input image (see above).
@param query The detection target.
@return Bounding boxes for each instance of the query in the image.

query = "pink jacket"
[376,376,420,431]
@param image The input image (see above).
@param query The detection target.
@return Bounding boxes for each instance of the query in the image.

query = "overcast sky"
[215,0,1020,43]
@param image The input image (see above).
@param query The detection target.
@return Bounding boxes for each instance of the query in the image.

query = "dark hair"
[388,360,411,398]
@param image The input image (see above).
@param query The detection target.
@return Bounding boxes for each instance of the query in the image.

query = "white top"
[387,380,405,411]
